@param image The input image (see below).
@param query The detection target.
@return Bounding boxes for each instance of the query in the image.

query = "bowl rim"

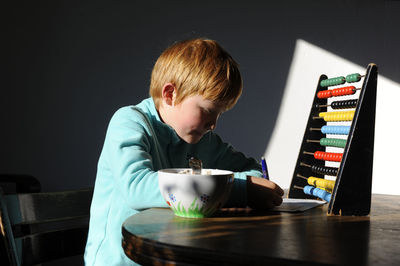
[158,168,234,176]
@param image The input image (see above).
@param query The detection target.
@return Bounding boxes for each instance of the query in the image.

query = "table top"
[122,194,400,265]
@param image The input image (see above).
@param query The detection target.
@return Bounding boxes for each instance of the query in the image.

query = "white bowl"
[158,168,234,218]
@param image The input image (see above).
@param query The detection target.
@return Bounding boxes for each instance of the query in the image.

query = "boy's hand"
[246,176,284,209]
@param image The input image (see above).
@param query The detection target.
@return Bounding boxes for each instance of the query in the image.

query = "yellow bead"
[323,110,355,122]
[308,176,335,192]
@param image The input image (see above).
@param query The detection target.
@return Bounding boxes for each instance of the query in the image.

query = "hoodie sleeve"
[103,107,168,210]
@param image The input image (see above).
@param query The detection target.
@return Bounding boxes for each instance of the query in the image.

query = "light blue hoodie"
[84,98,262,265]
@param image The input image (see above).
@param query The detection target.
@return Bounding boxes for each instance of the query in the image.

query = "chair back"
[0,176,93,265]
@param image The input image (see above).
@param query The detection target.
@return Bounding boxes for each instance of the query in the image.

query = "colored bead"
[320,77,345,87]
[308,176,335,192]
[331,99,358,109]
[314,151,342,162]
[321,126,350,135]
[320,138,347,148]
[317,86,356,99]
[322,110,355,122]
[331,86,356,97]
[304,185,331,202]
[317,90,332,99]
[346,73,361,83]
[311,165,338,176]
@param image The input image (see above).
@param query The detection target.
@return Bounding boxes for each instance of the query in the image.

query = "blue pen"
[261,157,269,180]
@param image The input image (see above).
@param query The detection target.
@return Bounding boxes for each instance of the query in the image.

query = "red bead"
[313,151,342,162]
[332,86,356,97]
[317,90,332,99]
[314,151,324,160]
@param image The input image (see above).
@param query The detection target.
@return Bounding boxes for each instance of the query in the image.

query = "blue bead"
[303,185,331,202]
[321,125,350,135]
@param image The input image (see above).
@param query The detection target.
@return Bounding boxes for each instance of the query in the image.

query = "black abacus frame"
[288,63,378,216]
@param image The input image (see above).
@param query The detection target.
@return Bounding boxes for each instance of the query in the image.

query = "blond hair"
[150,38,242,111]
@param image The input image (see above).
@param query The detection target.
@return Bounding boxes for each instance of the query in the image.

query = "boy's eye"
[205,109,220,117]
[200,105,222,116]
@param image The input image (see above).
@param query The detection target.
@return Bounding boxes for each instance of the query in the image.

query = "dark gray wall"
[6,0,399,191]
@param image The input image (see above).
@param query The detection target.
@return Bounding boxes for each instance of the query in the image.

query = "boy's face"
[167,95,224,144]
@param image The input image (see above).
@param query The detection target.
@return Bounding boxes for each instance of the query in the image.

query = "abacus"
[288,63,378,216]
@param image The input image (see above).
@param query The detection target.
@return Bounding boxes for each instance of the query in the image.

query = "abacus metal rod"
[300,162,312,167]
[348,74,366,80]
[296,174,308,180]
[306,139,320,143]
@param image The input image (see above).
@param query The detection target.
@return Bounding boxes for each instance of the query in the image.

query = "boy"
[84,38,283,265]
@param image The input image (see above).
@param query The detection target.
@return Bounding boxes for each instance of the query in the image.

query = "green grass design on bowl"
[171,197,216,218]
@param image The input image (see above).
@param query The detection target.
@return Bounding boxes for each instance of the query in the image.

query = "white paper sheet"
[272,198,327,212]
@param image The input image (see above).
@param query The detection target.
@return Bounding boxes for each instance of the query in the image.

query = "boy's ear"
[161,83,176,106]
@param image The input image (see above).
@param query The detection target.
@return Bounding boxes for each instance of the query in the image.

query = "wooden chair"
[0,175,93,265]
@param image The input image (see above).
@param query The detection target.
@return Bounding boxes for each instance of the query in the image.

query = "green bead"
[320,138,347,148]
[320,76,345,87]
[346,73,361,83]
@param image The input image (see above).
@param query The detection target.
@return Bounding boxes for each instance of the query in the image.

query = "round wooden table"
[122,194,400,265]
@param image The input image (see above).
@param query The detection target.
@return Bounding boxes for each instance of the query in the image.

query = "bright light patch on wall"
[265,39,400,195]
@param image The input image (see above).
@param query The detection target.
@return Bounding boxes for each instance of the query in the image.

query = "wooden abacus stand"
[288,63,378,216]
